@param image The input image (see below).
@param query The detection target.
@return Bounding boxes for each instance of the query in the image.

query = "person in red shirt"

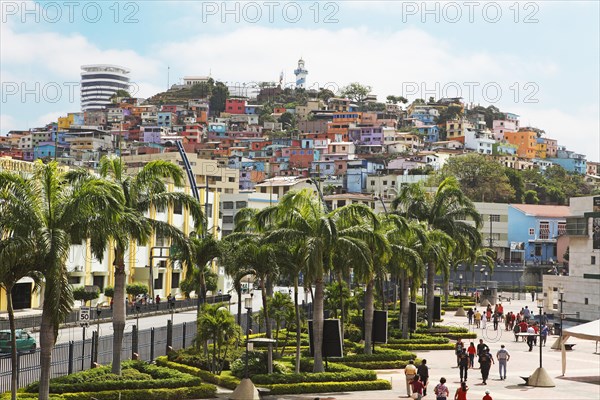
[410,375,424,400]
[454,381,468,400]
[467,342,477,368]
[519,320,528,341]
[482,389,493,400]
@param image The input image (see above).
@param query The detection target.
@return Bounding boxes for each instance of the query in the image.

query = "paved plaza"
[236,296,599,400]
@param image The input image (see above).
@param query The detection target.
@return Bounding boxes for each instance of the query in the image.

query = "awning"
[560,319,600,375]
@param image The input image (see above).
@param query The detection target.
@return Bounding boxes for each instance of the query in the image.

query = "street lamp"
[244,294,253,379]
[559,285,565,339]
[527,295,555,387]
[454,273,466,317]
[484,271,488,289]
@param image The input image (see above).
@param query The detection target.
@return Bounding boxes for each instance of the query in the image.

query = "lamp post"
[484,271,488,289]
[454,273,466,317]
[559,285,565,339]
[230,293,261,400]
[244,294,253,379]
[527,295,555,387]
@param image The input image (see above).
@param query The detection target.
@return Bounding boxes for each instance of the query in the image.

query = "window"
[223,201,234,209]
[236,201,247,209]
[370,180,375,186]
[228,177,235,182]
[173,200,183,215]
[592,256,596,265]
[171,272,180,288]
[93,276,104,292]
[383,180,388,185]
[539,221,550,239]
[338,200,346,207]
[529,228,535,236]
[68,276,81,285]
[155,234,166,247]
[223,215,234,223]
[585,298,589,305]
[558,222,566,235]
[490,214,500,222]
[154,273,163,290]
[534,244,542,256]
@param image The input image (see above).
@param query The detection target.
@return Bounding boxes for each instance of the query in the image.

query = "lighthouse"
[294,58,308,89]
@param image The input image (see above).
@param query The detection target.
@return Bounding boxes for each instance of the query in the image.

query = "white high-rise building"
[80,64,131,111]
[294,58,308,89]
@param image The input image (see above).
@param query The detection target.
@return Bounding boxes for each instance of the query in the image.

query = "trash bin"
[554,322,561,336]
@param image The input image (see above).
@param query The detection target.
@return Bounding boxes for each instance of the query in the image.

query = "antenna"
[167,66,170,90]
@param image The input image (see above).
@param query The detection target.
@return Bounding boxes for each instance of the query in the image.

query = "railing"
[0,320,197,393]
[0,295,231,332]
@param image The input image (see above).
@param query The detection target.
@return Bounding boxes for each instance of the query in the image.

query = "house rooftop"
[510,204,571,218]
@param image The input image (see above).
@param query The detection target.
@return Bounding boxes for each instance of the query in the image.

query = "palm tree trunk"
[261,278,273,374]
[444,277,450,306]
[38,304,56,400]
[427,262,435,329]
[401,276,411,339]
[312,278,325,372]
[364,279,374,355]
[7,285,17,400]
[111,250,126,375]
[236,285,242,326]
[378,271,387,311]
[294,277,301,373]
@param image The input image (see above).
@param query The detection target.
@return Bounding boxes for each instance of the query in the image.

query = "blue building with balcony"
[508,204,570,264]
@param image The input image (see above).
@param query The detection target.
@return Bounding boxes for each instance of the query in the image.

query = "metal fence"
[0,294,230,331]
[0,320,197,393]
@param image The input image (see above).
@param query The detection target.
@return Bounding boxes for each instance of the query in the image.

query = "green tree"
[72,286,100,306]
[125,283,148,300]
[317,88,335,102]
[0,162,124,400]
[524,190,540,204]
[190,78,214,98]
[392,178,482,328]
[196,303,241,374]
[209,82,229,115]
[104,286,114,299]
[269,292,294,352]
[110,90,131,102]
[341,82,372,103]
[95,156,203,375]
[0,237,43,400]
[437,153,515,202]
[504,168,525,203]
[278,111,296,130]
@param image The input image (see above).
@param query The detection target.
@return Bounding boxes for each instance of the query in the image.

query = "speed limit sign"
[79,307,90,322]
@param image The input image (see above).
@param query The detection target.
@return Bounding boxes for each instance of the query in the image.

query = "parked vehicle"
[0,329,36,353]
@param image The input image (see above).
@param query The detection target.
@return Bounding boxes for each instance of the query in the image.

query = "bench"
[564,343,576,351]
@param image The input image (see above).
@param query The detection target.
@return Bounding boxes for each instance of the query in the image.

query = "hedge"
[1,387,216,400]
[25,362,203,394]
[342,360,409,370]
[266,379,391,395]
[387,335,449,344]
[156,357,239,390]
[380,343,455,350]
[252,369,376,385]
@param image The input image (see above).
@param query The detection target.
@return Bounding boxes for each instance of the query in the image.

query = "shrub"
[251,369,376,385]
[230,351,289,378]
[267,379,391,395]
[380,343,455,350]
[344,323,362,342]
[156,357,239,390]
[342,360,409,370]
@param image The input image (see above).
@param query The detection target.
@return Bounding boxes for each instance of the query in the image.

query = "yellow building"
[503,130,538,159]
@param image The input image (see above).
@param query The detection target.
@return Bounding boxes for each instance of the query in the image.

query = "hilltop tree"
[436,153,515,202]
[191,78,214,99]
[209,82,229,115]
[341,82,372,103]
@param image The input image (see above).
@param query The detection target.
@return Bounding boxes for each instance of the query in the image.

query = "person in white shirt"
[496,344,511,380]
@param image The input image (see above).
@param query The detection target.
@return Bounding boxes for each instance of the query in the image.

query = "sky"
[1,0,599,161]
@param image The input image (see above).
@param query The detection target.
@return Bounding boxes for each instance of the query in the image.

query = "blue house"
[416,125,440,143]
[508,204,569,264]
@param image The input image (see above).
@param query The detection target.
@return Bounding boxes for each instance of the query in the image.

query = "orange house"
[503,130,538,159]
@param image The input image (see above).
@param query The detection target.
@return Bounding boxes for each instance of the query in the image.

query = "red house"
[225,98,247,114]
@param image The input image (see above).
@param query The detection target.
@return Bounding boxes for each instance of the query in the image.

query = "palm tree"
[261,190,372,371]
[269,292,294,353]
[0,162,125,400]
[392,178,482,328]
[196,303,241,374]
[0,237,43,400]
[95,156,203,375]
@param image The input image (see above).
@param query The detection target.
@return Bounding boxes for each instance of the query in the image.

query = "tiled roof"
[510,204,571,218]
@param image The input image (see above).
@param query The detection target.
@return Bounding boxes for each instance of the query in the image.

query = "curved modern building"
[80,64,131,111]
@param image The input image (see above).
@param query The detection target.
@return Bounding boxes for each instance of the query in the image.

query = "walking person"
[455,338,465,366]
[434,377,449,400]
[467,308,474,325]
[479,350,494,384]
[467,342,477,369]
[482,390,493,400]
[410,374,424,400]
[458,348,469,382]
[474,310,482,328]
[454,381,469,400]
[527,325,535,351]
[492,312,499,331]
[417,359,429,396]
[496,344,510,380]
[541,324,549,346]
[404,359,417,397]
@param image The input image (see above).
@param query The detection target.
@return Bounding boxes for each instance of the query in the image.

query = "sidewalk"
[256,296,600,400]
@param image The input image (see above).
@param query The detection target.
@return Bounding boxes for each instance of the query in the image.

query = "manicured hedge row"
[380,343,455,350]
[334,352,416,363]
[1,387,216,400]
[342,360,409,370]
[156,357,239,390]
[266,379,392,395]
[387,335,449,344]
[252,369,376,385]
